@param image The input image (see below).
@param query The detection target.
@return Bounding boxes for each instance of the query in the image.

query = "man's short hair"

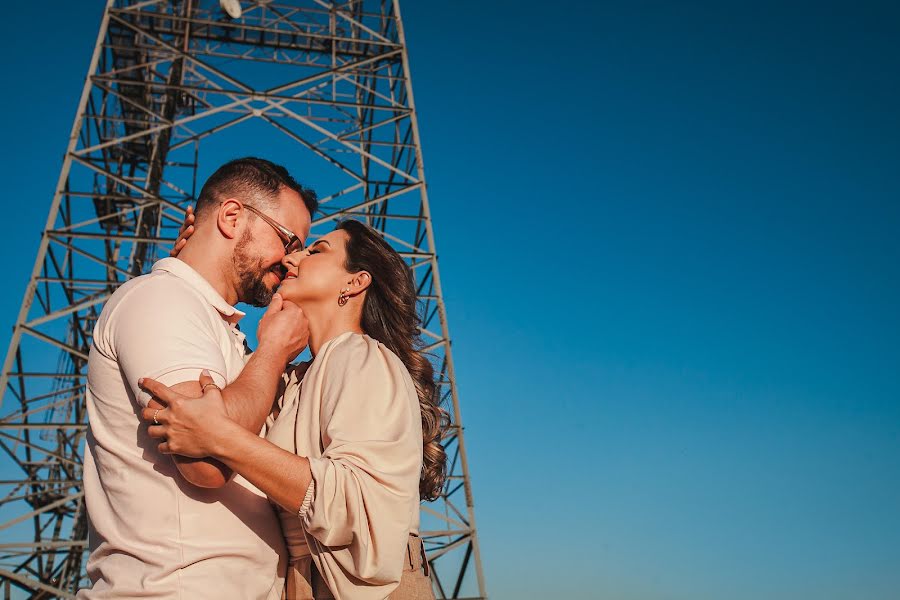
[195,157,318,218]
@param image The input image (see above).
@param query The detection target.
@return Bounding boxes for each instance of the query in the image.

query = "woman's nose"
[281,250,302,270]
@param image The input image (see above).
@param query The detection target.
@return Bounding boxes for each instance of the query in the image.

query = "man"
[78,157,317,599]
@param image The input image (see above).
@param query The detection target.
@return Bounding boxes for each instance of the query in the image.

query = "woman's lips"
[284,272,298,280]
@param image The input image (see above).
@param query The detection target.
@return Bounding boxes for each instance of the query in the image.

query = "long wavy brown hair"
[336,219,448,501]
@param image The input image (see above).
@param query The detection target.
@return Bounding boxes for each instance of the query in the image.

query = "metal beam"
[0,2,485,597]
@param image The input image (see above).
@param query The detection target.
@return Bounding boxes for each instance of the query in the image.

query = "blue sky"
[2,2,900,599]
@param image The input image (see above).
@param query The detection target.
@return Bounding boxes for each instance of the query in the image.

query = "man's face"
[233,186,312,306]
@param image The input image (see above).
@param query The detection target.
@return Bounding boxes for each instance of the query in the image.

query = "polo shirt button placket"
[230,327,248,355]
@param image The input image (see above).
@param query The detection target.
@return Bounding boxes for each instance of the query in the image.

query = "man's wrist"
[253,341,292,366]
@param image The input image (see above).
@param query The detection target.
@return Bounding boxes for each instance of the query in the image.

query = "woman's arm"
[159,348,286,489]
[209,418,313,513]
[141,335,421,592]
[143,294,308,489]
[140,371,312,512]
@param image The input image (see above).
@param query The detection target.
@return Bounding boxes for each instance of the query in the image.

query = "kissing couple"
[77,157,443,599]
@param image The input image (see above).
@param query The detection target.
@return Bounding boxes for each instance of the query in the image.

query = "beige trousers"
[284,535,435,600]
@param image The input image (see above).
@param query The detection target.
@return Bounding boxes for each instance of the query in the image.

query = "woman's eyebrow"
[310,239,331,248]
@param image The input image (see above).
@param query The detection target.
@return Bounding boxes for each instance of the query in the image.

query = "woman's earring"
[338,288,350,307]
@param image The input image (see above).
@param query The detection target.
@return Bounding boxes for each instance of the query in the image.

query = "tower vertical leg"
[0,3,485,597]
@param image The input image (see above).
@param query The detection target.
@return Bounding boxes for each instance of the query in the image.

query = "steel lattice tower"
[0,1,486,597]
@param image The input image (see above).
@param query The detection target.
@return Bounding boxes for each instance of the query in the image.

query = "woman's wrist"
[208,417,249,462]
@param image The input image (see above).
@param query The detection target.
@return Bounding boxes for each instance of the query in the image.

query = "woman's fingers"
[147,425,167,439]
[137,377,176,405]
[179,206,194,234]
[170,238,186,257]
[140,406,169,424]
[170,226,192,254]
[147,398,165,410]
[158,441,172,454]
[169,206,195,257]
[198,369,216,391]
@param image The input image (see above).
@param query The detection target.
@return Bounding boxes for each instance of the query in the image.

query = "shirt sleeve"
[301,335,422,598]
[107,278,228,408]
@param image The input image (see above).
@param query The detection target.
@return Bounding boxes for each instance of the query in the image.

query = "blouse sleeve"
[301,334,422,597]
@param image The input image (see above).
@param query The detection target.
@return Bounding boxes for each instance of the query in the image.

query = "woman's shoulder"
[315,332,417,416]
[320,331,384,364]
[317,332,406,379]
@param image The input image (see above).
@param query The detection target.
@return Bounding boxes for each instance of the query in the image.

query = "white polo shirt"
[78,258,286,600]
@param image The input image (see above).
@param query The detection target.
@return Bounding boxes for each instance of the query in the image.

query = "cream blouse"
[265,331,423,600]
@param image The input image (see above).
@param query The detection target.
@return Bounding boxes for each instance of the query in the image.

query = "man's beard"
[233,231,283,307]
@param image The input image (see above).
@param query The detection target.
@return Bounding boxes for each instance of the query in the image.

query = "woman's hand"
[139,370,236,458]
[170,205,195,257]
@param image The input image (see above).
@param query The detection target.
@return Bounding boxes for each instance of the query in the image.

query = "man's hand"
[257,293,309,362]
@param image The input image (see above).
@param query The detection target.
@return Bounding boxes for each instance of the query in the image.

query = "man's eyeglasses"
[243,204,304,254]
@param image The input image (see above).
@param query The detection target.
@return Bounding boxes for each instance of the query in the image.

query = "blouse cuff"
[297,480,315,519]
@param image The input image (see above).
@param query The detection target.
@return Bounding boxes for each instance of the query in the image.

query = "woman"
[138,219,446,599]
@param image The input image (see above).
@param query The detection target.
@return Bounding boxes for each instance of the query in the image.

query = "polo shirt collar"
[151,257,246,325]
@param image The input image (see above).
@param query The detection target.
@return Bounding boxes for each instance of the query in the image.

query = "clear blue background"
[2,2,899,599]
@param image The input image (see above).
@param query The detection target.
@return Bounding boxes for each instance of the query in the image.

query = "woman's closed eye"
[307,239,330,255]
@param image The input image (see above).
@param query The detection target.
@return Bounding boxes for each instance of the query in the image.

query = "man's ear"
[348,271,372,295]
[217,199,243,240]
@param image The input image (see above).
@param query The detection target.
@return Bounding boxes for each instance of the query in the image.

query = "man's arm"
[164,345,290,488]
[159,294,309,488]
[114,275,308,488]
[166,380,231,487]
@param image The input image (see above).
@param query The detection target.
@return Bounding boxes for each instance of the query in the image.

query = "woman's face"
[276,229,353,307]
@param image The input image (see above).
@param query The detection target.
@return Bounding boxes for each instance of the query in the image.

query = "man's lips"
[283,272,298,280]
[267,266,288,282]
